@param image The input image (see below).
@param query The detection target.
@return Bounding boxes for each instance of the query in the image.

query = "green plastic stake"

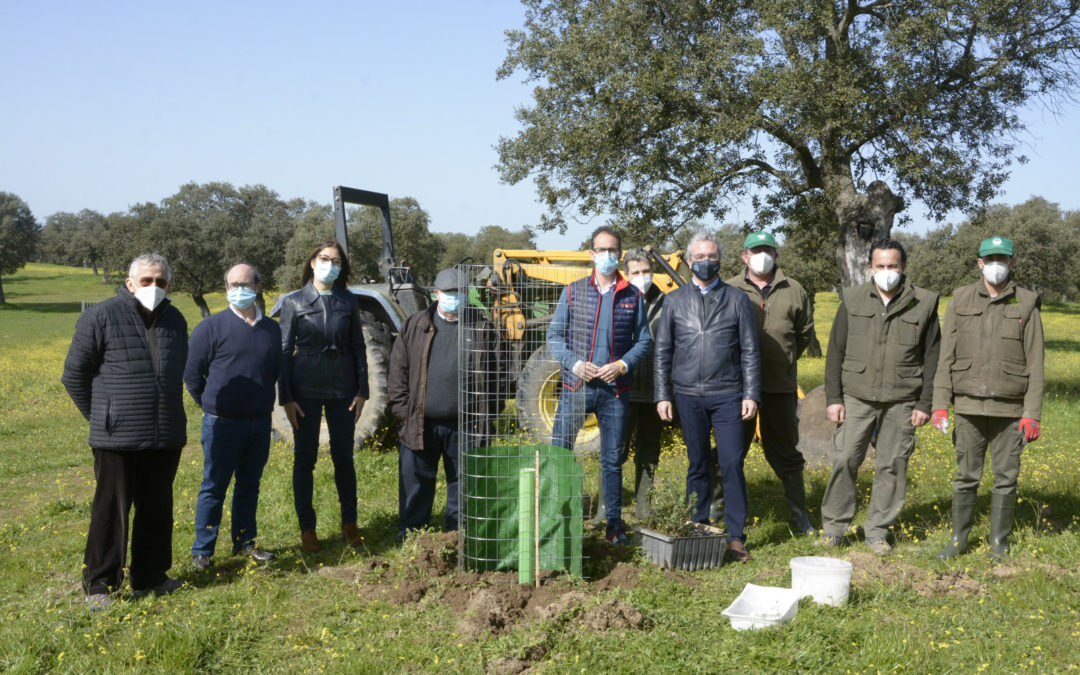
[518,467,535,585]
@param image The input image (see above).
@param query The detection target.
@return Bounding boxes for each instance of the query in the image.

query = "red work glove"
[1018,418,1040,443]
[931,409,949,434]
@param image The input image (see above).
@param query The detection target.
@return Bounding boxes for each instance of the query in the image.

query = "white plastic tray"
[722,583,801,630]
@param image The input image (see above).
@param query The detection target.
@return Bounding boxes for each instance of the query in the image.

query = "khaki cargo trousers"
[821,396,916,540]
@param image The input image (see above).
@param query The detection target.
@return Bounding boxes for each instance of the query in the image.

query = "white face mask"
[872,269,901,292]
[748,252,775,275]
[982,261,1009,285]
[630,274,653,293]
[133,284,166,311]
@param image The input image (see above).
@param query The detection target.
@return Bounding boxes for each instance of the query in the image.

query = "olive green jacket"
[931,279,1044,419]
[725,268,814,394]
[825,278,941,413]
[629,288,665,403]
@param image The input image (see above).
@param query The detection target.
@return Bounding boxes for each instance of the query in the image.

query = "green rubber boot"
[937,491,978,560]
[634,462,656,520]
[588,480,607,527]
[780,471,817,535]
[989,492,1017,563]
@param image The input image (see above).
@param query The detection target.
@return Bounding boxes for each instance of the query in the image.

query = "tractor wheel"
[271,310,393,449]
[515,344,601,455]
[354,310,393,445]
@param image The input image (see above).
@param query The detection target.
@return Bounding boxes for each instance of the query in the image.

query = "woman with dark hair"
[278,239,369,552]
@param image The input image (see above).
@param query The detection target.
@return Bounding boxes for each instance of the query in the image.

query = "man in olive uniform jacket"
[725,231,817,535]
[931,236,1043,562]
[821,239,940,556]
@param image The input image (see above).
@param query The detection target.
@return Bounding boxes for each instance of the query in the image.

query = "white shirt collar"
[230,304,263,326]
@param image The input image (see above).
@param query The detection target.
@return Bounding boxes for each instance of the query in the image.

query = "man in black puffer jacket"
[62,253,188,609]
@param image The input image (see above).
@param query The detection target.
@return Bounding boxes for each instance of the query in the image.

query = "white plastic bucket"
[790,556,853,607]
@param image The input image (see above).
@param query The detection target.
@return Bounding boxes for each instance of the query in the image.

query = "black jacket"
[278,282,369,403]
[388,305,498,451]
[62,288,188,451]
[654,280,761,402]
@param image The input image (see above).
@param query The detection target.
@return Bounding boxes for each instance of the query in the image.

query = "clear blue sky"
[3,1,1078,251]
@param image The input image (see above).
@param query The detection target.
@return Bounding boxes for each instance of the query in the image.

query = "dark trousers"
[292,397,357,532]
[741,391,804,478]
[83,447,182,595]
[398,418,459,536]
[192,414,271,556]
[624,400,663,518]
[675,392,746,540]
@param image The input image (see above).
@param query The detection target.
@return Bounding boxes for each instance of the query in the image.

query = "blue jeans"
[192,414,271,556]
[552,383,630,535]
[292,397,357,532]
[675,392,746,540]
[398,418,459,537]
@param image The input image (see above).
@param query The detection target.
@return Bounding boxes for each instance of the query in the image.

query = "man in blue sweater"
[184,263,280,569]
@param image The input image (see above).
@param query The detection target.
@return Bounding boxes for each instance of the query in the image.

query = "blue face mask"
[594,252,619,276]
[227,287,258,310]
[314,261,340,284]
[438,291,461,314]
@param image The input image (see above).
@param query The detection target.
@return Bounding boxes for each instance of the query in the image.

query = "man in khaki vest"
[932,236,1043,562]
[821,239,940,555]
[725,231,817,535]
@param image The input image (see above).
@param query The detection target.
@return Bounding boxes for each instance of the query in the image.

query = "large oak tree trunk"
[832,181,905,286]
[0,274,6,304]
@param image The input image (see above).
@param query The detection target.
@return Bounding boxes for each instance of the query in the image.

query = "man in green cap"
[821,238,940,556]
[723,231,817,535]
[931,235,1044,562]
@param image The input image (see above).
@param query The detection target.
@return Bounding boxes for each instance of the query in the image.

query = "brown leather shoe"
[300,529,321,553]
[342,522,363,546]
[727,539,752,563]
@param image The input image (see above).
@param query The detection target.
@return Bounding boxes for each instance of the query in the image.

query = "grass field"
[1,263,1079,673]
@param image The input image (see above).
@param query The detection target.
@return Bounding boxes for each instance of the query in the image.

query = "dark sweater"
[423,312,460,421]
[184,308,281,418]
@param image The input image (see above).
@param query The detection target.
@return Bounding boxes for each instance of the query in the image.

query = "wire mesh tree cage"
[456,262,600,580]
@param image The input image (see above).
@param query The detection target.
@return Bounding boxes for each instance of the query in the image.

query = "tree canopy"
[0,192,41,304]
[498,0,1080,286]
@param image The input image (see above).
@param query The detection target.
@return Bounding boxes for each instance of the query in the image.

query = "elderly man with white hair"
[63,253,189,610]
[654,232,761,562]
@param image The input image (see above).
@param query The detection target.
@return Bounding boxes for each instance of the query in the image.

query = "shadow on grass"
[1045,339,1080,353]
[0,301,88,314]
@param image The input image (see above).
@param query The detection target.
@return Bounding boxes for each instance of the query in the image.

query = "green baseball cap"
[979,236,1014,257]
[744,231,778,250]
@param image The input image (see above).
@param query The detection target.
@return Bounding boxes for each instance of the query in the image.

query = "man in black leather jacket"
[654,232,761,562]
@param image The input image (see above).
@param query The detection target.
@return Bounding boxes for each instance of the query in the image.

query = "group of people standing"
[62,228,1042,609]
[549,228,1043,566]
[65,240,395,609]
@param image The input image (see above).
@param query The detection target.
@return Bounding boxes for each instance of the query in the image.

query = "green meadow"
[1,263,1079,673]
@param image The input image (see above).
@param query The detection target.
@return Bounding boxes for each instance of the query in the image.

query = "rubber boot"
[780,471,817,535]
[708,457,724,524]
[936,491,977,560]
[588,480,607,527]
[989,492,1017,563]
[634,462,655,520]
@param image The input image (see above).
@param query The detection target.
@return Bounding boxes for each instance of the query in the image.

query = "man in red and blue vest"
[548,226,652,545]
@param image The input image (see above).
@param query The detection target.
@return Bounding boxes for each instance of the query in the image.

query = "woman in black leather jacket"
[278,239,369,553]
